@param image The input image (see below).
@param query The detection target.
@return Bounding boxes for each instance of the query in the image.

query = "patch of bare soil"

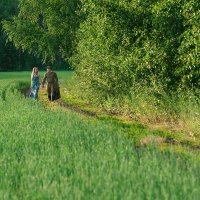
[140,136,165,146]
[56,99,97,117]
[140,135,200,152]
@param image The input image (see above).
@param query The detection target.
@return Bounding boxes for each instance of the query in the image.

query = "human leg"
[47,85,52,101]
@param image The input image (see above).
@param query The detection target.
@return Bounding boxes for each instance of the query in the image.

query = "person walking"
[30,67,40,100]
[41,66,60,101]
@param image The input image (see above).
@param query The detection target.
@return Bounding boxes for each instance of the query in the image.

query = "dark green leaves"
[3,0,82,63]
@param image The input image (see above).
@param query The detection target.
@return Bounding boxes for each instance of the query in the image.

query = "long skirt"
[29,86,39,99]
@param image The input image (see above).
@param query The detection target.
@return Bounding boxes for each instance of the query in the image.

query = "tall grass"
[0,77,199,199]
[62,76,200,136]
[109,86,200,136]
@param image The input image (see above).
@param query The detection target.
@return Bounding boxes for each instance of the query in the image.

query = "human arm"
[41,73,47,87]
[31,74,33,87]
[54,72,58,83]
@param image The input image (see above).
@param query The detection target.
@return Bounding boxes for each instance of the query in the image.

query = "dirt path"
[24,87,96,117]
[24,87,200,152]
[36,87,97,117]
[56,99,97,117]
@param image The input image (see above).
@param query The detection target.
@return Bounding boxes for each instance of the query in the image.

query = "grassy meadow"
[0,72,200,200]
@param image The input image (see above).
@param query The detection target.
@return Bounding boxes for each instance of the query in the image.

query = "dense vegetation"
[1,1,199,198]
[3,0,199,89]
[0,0,70,71]
[0,0,43,71]
[0,75,200,199]
[2,0,81,64]
[74,0,199,94]
[2,0,199,133]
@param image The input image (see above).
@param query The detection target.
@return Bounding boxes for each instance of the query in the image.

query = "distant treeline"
[2,0,199,93]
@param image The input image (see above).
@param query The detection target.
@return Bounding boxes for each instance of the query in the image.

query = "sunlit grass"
[0,71,73,81]
[60,76,200,138]
[0,73,200,199]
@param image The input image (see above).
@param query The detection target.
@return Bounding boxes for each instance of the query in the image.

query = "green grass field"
[0,72,200,200]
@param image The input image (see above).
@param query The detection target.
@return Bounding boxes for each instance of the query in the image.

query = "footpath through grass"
[58,73,200,152]
[60,74,200,140]
[0,72,200,199]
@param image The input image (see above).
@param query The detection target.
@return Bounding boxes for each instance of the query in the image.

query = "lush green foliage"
[0,0,21,70]
[0,0,44,71]
[69,0,200,129]
[2,0,199,137]
[3,0,199,89]
[0,75,200,199]
[177,1,200,88]
[3,0,82,62]
[72,0,199,96]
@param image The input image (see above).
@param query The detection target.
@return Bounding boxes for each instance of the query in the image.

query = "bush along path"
[37,87,200,156]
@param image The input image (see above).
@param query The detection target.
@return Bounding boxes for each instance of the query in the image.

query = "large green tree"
[177,1,200,88]
[72,0,199,97]
[0,0,44,71]
[3,0,82,63]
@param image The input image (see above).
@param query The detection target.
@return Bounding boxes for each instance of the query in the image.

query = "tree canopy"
[2,0,200,92]
[0,0,43,70]
[3,0,81,62]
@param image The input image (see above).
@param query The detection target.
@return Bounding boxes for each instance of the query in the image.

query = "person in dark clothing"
[42,66,60,101]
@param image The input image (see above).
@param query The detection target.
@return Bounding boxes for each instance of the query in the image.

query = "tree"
[0,0,19,70]
[72,0,199,98]
[3,0,82,63]
[0,0,44,71]
[177,0,200,88]
[3,0,199,91]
